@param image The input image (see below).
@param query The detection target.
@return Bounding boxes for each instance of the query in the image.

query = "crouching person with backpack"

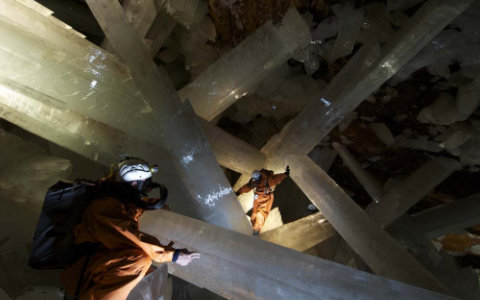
[60,158,200,299]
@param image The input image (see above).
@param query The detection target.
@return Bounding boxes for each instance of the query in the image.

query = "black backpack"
[29,181,96,269]
[29,179,168,269]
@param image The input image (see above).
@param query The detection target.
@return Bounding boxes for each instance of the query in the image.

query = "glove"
[285,165,290,176]
[176,251,201,266]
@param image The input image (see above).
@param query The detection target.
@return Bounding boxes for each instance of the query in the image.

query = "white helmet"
[118,158,154,182]
[251,170,261,181]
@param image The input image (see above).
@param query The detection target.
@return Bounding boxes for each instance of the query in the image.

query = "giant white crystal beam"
[259,213,336,252]
[0,0,264,173]
[0,0,251,233]
[332,142,384,204]
[200,119,266,174]
[88,0,252,233]
[141,209,457,300]
[177,7,311,121]
[0,17,260,176]
[0,0,129,87]
[262,0,473,164]
[0,77,263,177]
[285,155,449,293]
[0,78,263,219]
[0,78,198,213]
[393,28,480,83]
[102,0,176,55]
[412,193,480,238]
[366,157,461,228]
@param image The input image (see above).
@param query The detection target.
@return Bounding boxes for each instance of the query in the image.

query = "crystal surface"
[331,3,364,61]
[394,137,443,153]
[157,0,207,29]
[141,208,456,299]
[369,122,395,146]
[262,0,473,165]
[1,0,251,232]
[285,154,449,293]
[332,142,384,204]
[359,2,394,45]
[367,157,461,227]
[178,7,311,121]
[260,213,336,252]
[413,193,480,238]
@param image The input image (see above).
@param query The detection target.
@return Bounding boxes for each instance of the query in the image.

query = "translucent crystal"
[412,193,480,238]
[332,142,384,204]
[260,213,336,252]
[307,146,337,171]
[178,7,311,121]
[394,137,443,153]
[311,16,340,43]
[331,3,364,60]
[359,2,394,45]
[171,16,219,78]
[417,93,458,125]
[122,0,157,37]
[158,0,208,29]
[1,0,253,232]
[393,29,479,83]
[437,123,477,154]
[263,0,473,167]
[141,208,454,299]
[369,122,395,146]
[285,155,449,293]
[0,78,264,219]
[367,157,461,227]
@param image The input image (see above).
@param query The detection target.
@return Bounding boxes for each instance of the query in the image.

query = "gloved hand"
[285,165,290,176]
[176,251,201,266]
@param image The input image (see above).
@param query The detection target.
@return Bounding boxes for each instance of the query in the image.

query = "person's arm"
[85,198,177,263]
[268,166,290,186]
[236,179,255,195]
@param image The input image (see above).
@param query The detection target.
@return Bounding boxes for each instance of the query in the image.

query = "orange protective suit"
[237,169,287,233]
[61,182,176,300]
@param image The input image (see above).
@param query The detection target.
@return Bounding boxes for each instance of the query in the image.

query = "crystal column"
[367,157,461,228]
[140,208,457,300]
[285,154,449,293]
[177,7,311,121]
[412,193,480,238]
[262,0,473,164]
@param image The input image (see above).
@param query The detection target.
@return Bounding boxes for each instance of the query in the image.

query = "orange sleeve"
[269,173,288,186]
[81,197,175,263]
[236,180,254,195]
